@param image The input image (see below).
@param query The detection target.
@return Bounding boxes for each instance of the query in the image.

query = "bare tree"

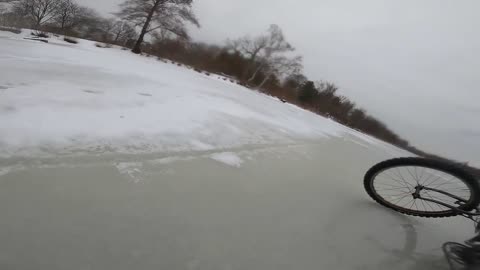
[72,7,111,41]
[228,24,294,81]
[0,4,8,25]
[54,0,79,31]
[1,0,29,27]
[256,55,303,89]
[13,0,61,28]
[116,0,199,54]
[111,20,136,45]
[284,73,308,90]
[152,27,176,42]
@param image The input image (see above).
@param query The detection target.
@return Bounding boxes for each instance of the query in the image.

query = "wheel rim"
[370,165,474,215]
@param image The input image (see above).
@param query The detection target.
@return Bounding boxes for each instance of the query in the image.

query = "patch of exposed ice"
[149,156,197,165]
[115,162,144,183]
[0,167,11,177]
[210,152,243,168]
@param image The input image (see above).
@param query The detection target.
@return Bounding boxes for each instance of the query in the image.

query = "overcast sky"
[81,0,480,165]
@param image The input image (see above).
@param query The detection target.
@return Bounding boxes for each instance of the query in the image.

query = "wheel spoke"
[413,199,419,211]
[420,168,436,186]
[407,199,416,209]
[393,194,412,204]
[413,167,420,183]
[379,172,413,189]
[392,168,416,189]
[418,167,426,183]
[424,170,452,187]
[419,199,428,211]
[423,199,437,212]
[405,167,419,185]
[430,175,458,189]
[423,192,449,211]
[376,187,409,191]
[374,180,408,189]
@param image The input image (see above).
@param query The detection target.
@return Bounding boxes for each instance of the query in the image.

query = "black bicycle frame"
[413,186,480,216]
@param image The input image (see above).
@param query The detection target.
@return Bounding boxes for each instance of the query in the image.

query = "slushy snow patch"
[115,162,144,183]
[210,152,244,168]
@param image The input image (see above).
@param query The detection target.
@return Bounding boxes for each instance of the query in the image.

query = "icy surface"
[0,30,461,270]
[0,139,467,270]
[210,152,244,167]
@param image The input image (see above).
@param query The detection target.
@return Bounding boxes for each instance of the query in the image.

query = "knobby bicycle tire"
[364,158,480,218]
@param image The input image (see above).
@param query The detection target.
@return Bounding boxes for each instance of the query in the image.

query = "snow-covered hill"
[0,29,404,160]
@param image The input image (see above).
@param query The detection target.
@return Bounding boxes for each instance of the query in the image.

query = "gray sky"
[81,0,480,165]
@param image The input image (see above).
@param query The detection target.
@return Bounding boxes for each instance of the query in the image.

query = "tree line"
[3,0,476,172]
[0,0,198,48]
[0,0,131,45]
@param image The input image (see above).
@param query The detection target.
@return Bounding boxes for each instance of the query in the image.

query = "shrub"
[95,43,112,48]
[204,72,211,76]
[194,68,202,73]
[0,26,21,34]
[63,37,78,44]
[24,37,48,43]
[31,31,49,38]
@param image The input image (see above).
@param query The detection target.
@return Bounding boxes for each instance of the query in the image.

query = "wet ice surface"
[0,30,472,269]
[210,152,244,167]
[0,138,471,270]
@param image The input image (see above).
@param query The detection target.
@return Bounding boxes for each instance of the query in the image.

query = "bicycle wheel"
[364,158,480,218]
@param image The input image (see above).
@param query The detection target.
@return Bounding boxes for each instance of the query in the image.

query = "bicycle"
[364,157,480,270]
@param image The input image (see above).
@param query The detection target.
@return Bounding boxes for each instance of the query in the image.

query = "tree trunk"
[132,28,147,54]
[247,63,264,83]
[257,73,272,89]
[35,18,42,30]
[242,53,259,81]
[61,19,67,35]
[131,1,159,54]
[114,32,120,43]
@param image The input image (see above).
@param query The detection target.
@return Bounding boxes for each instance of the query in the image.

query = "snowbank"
[0,30,401,158]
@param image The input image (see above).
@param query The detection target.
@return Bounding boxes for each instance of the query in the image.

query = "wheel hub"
[412,185,424,199]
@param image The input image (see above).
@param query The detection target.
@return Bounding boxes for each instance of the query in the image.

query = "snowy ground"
[0,29,388,160]
[0,30,472,270]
